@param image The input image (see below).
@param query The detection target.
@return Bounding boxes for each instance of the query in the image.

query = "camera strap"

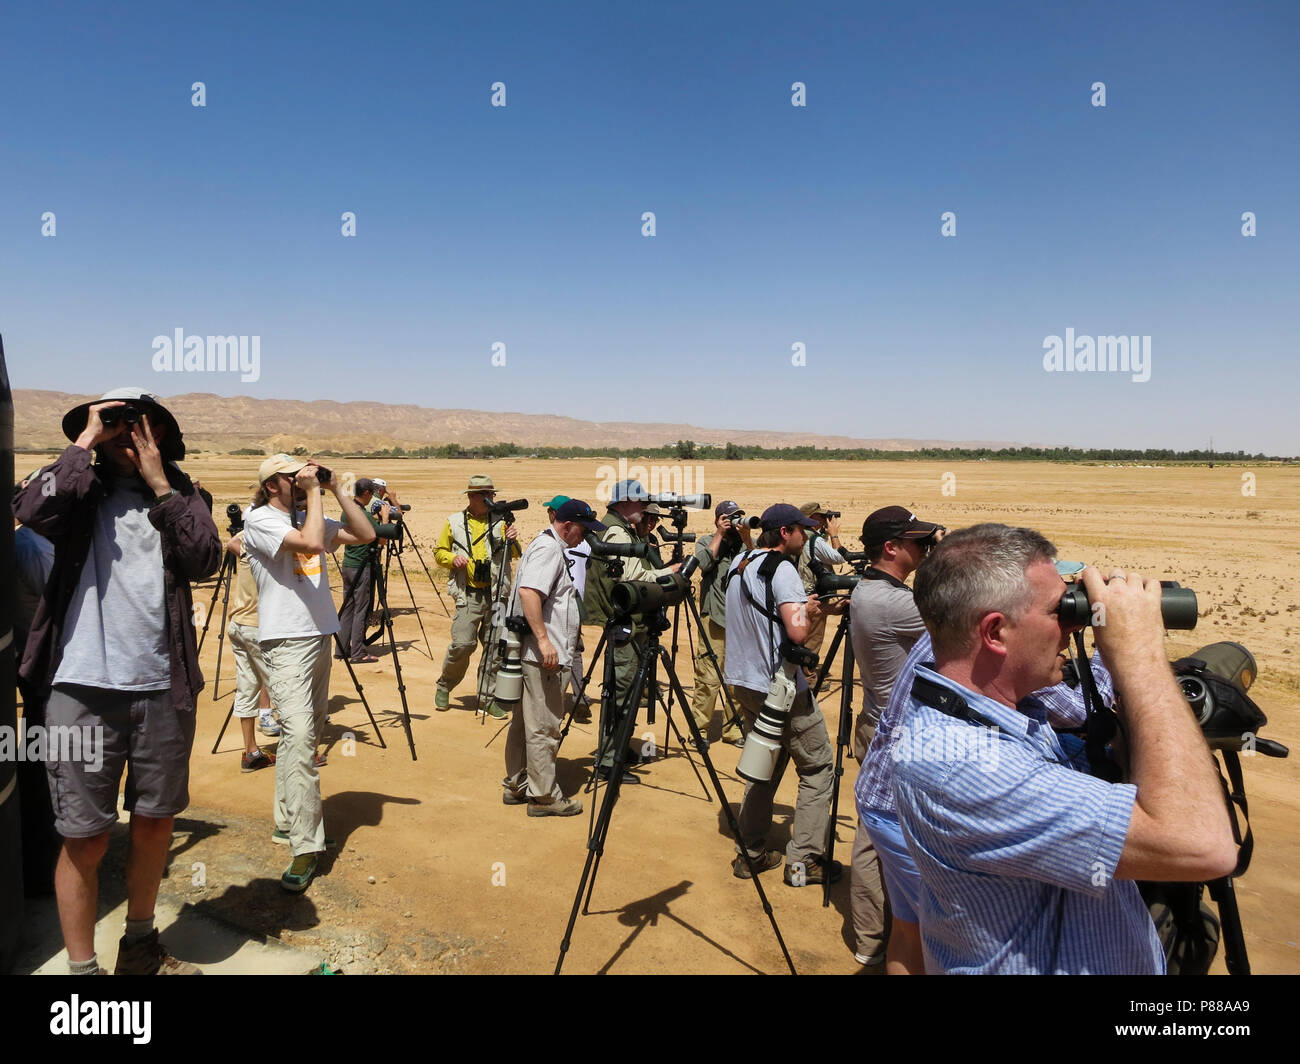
[911,671,1001,731]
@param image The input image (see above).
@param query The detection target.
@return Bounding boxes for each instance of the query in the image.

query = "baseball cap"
[642,502,666,517]
[861,506,942,549]
[554,499,606,532]
[760,503,818,532]
[370,478,387,490]
[610,479,647,504]
[542,495,571,510]
[258,453,307,485]
[61,387,186,461]
[714,499,744,518]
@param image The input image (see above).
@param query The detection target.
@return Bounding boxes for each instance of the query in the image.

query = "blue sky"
[1,1,1296,453]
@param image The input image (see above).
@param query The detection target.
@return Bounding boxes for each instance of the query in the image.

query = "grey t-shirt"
[723,549,809,694]
[848,570,927,726]
[511,528,581,668]
[54,476,169,691]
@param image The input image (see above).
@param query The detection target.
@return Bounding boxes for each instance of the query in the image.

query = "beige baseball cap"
[258,453,307,484]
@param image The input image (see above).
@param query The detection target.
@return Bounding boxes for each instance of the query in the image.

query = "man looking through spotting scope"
[434,474,521,717]
[845,505,942,971]
[687,500,753,749]
[797,502,851,682]
[337,477,402,664]
[582,479,681,784]
[501,499,607,816]
[725,503,839,887]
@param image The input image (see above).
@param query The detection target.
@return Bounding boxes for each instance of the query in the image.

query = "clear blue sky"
[1,1,1296,453]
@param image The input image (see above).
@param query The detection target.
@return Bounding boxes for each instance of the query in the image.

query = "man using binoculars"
[434,474,522,717]
[724,504,838,887]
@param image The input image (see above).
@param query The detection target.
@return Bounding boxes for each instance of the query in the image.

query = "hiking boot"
[241,749,274,773]
[784,855,843,887]
[732,850,783,880]
[528,796,583,818]
[502,788,527,806]
[281,853,319,893]
[595,767,641,785]
[483,700,508,720]
[434,688,450,711]
[257,713,281,737]
[113,930,201,975]
[272,829,335,847]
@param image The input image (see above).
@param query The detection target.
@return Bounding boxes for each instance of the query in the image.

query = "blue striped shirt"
[891,665,1164,975]
[856,632,1114,816]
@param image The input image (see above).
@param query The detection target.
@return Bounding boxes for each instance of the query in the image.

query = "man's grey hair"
[914,524,1057,658]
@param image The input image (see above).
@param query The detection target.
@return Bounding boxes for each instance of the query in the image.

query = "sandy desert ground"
[94,456,1300,974]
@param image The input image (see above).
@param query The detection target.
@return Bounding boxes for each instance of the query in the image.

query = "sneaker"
[350,654,380,664]
[483,700,508,720]
[783,855,843,887]
[257,714,281,737]
[241,749,275,773]
[272,829,336,847]
[685,735,710,752]
[732,850,783,880]
[527,796,583,817]
[595,767,641,785]
[281,853,319,893]
[434,688,450,711]
[571,704,592,724]
[113,930,201,975]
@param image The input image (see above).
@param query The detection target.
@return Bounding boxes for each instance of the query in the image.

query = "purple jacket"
[12,445,222,712]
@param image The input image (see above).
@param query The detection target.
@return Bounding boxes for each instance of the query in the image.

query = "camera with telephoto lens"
[658,531,696,544]
[226,502,244,534]
[495,616,531,704]
[99,404,141,428]
[1057,580,1198,630]
[611,572,691,617]
[737,643,820,783]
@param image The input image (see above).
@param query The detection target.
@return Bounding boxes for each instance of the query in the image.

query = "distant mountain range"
[12,390,1026,454]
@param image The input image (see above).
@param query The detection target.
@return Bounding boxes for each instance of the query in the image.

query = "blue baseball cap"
[555,499,606,531]
[760,503,819,532]
[610,479,647,504]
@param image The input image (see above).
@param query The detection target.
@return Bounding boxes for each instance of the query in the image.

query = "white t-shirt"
[241,504,344,641]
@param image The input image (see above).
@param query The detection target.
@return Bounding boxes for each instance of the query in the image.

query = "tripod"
[474,512,520,723]
[398,526,452,619]
[554,605,796,974]
[195,546,236,699]
[368,525,434,660]
[810,599,856,908]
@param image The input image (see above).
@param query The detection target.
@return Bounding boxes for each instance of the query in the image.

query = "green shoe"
[483,700,508,720]
[281,853,319,893]
[434,688,450,711]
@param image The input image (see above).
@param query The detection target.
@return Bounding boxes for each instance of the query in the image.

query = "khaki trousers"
[439,586,499,700]
[503,662,567,801]
[850,716,888,960]
[262,634,331,857]
[689,618,743,742]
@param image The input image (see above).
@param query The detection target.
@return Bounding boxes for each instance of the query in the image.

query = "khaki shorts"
[44,684,196,838]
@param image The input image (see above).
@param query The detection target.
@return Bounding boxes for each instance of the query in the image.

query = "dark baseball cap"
[861,506,942,549]
[714,499,744,518]
[554,499,606,532]
[760,503,818,532]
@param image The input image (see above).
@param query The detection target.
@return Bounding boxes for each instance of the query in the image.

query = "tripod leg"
[392,548,434,659]
[196,553,232,655]
[1207,876,1251,975]
[376,567,418,761]
[656,646,797,975]
[209,696,238,754]
[211,555,235,700]
[812,618,844,698]
[330,569,388,750]
[405,532,452,618]
[823,616,854,908]
[655,685,711,802]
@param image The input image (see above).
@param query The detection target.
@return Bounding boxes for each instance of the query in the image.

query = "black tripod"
[398,525,452,619]
[554,604,796,975]
[369,524,434,660]
[195,547,236,699]
[474,509,520,724]
[810,599,856,908]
